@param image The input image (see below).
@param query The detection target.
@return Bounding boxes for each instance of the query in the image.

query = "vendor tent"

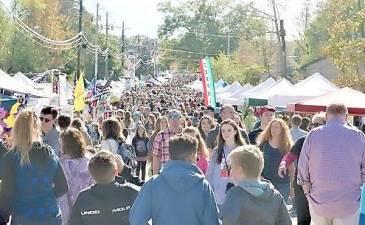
[287,87,365,115]
[216,81,243,102]
[13,72,47,97]
[13,72,35,86]
[187,79,203,91]
[215,78,227,89]
[0,69,29,94]
[241,77,277,98]
[218,84,253,105]
[145,78,161,86]
[247,79,293,106]
[269,73,337,108]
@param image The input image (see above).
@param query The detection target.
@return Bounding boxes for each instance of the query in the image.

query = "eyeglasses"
[39,117,52,123]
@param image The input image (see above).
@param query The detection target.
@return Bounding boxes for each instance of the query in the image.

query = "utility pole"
[105,12,109,79]
[94,2,99,81]
[304,0,310,29]
[153,39,157,78]
[76,0,83,81]
[271,0,285,78]
[359,0,365,37]
[280,19,287,78]
[121,21,125,71]
[227,32,231,58]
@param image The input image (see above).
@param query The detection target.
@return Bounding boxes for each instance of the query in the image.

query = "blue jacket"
[129,160,219,225]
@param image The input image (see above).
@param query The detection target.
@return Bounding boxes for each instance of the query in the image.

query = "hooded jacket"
[219,180,291,225]
[129,160,219,225]
[68,181,139,225]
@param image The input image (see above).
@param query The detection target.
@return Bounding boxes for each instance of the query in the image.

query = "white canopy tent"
[252,79,293,100]
[156,76,168,84]
[218,83,253,105]
[246,79,293,106]
[186,79,203,91]
[13,72,35,86]
[13,72,48,97]
[0,70,30,94]
[268,73,338,108]
[240,77,277,98]
[215,78,226,89]
[216,82,243,102]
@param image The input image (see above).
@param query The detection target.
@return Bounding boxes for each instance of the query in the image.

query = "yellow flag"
[5,102,20,128]
[74,72,86,112]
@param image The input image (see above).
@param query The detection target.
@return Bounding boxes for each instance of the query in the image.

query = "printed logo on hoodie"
[112,205,131,213]
[81,210,101,215]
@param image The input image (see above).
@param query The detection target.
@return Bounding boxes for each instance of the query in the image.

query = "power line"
[135,43,220,56]
[159,28,242,38]
[0,1,126,60]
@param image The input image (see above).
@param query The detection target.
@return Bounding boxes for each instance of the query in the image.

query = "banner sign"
[199,58,216,108]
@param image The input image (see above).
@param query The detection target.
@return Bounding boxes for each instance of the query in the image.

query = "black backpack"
[117,142,138,168]
[134,139,149,157]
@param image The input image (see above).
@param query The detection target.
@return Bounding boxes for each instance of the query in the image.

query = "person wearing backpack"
[100,118,124,154]
[100,118,137,169]
[132,125,149,181]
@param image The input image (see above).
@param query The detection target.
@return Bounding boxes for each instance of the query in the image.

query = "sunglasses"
[39,117,52,123]
[169,115,181,120]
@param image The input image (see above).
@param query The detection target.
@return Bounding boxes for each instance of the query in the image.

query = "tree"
[211,53,265,85]
[0,10,13,69]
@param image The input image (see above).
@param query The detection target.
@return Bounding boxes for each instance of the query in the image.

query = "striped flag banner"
[199,58,216,108]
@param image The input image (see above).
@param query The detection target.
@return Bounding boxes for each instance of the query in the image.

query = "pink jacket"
[197,152,208,174]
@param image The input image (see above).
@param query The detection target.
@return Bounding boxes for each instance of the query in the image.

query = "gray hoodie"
[219,180,292,225]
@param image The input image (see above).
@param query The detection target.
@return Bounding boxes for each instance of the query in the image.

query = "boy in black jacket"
[68,150,139,225]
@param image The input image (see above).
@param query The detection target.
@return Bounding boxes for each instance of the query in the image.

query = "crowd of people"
[0,75,364,225]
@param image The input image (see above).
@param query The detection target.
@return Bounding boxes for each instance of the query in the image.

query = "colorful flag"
[199,58,217,108]
[4,102,20,128]
[86,79,97,99]
[74,72,86,112]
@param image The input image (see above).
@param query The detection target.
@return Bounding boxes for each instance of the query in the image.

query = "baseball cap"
[168,110,182,120]
[260,105,276,115]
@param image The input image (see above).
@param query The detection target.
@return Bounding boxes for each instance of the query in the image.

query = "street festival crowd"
[0,74,364,225]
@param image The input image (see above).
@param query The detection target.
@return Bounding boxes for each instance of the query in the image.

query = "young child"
[131,125,149,181]
[68,150,139,225]
[219,145,291,225]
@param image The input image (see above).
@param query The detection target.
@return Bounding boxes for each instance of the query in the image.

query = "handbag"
[222,149,235,193]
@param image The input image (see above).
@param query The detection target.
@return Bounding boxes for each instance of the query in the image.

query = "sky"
[2,0,321,40]
[83,0,321,40]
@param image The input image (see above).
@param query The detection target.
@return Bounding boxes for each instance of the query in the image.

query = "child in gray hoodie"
[219,145,292,225]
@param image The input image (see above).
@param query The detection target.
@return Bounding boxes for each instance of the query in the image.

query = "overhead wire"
[0,1,83,46]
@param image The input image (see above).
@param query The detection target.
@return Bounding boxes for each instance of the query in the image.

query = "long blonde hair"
[183,126,209,159]
[12,109,40,165]
[257,118,293,154]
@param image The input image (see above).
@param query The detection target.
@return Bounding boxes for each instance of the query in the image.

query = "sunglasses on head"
[169,114,181,120]
[39,117,52,123]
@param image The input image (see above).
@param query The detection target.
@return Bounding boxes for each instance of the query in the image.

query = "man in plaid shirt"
[152,110,183,174]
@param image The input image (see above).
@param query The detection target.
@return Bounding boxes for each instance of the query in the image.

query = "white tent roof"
[268,73,338,108]
[12,72,48,97]
[216,81,241,95]
[215,78,226,89]
[0,69,31,94]
[13,72,35,86]
[252,79,293,100]
[156,76,168,83]
[187,79,203,90]
[217,83,253,104]
[242,77,277,97]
